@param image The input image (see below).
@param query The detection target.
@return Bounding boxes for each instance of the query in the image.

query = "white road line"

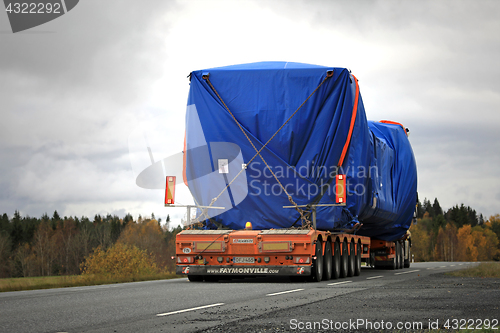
[459,264,463,266]
[156,303,224,317]
[366,275,383,280]
[328,281,352,286]
[440,266,447,268]
[394,269,420,275]
[450,265,455,267]
[266,289,304,296]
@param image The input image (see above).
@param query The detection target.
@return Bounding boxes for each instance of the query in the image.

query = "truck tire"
[332,240,341,279]
[404,244,411,268]
[347,240,355,277]
[354,242,361,276]
[370,252,375,268]
[188,275,203,282]
[312,240,323,282]
[399,242,404,269]
[340,240,348,278]
[323,240,333,281]
[393,242,400,270]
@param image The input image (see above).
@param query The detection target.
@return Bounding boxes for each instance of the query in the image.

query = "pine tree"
[52,210,61,230]
[433,198,443,216]
[423,198,434,218]
[416,198,424,218]
[0,213,10,235]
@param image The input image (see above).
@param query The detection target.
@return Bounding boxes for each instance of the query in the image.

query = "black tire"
[323,240,333,281]
[396,242,402,270]
[347,240,355,277]
[187,275,203,282]
[340,239,348,278]
[399,242,404,269]
[404,244,411,268]
[369,252,375,268]
[354,242,361,276]
[332,240,341,279]
[312,240,323,282]
[392,242,399,270]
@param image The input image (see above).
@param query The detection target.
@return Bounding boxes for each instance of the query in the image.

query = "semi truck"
[169,62,417,282]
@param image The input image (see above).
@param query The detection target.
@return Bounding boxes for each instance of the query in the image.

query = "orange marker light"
[165,176,176,205]
[245,222,252,230]
[336,174,346,204]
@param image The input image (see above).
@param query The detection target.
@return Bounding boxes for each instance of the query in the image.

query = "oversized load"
[183,62,417,241]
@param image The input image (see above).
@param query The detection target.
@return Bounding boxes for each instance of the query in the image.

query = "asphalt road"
[1,262,498,333]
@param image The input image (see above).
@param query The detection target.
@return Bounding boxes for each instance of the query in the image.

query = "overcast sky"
[1,0,499,227]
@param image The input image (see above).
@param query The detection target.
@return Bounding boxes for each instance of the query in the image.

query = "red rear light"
[293,256,310,264]
[177,256,193,263]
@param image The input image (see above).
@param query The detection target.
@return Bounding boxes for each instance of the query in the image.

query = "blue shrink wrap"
[183,62,417,241]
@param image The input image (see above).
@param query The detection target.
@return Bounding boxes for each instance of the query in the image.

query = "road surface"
[1,262,498,333]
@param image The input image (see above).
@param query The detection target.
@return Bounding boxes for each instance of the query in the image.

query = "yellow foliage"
[473,226,499,261]
[433,223,458,261]
[410,222,432,261]
[80,243,158,277]
[456,225,477,261]
[117,219,169,270]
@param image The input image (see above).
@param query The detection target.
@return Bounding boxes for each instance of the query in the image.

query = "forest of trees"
[0,198,498,279]
[411,198,500,262]
[0,211,182,278]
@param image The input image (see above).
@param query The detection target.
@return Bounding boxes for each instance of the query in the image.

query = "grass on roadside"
[446,262,500,278]
[0,272,182,293]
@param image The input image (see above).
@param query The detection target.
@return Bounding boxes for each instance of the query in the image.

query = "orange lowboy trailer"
[175,227,411,282]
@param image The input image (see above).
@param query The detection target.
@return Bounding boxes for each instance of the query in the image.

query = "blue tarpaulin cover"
[183,62,417,241]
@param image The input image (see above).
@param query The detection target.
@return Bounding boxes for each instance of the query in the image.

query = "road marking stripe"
[366,275,383,280]
[156,303,224,317]
[266,289,304,296]
[328,281,352,286]
[394,269,420,275]
[440,266,446,268]
[450,265,455,267]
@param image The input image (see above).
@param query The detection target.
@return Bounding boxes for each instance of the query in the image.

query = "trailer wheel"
[354,242,361,276]
[369,252,375,268]
[332,240,341,279]
[404,244,411,268]
[323,240,333,281]
[393,242,400,270]
[347,240,355,277]
[187,275,203,282]
[398,242,404,269]
[311,240,323,282]
[340,240,348,278]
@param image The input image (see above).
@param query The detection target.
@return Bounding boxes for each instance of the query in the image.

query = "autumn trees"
[411,199,500,262]
[1,200,498,278]
[0,211,181,278]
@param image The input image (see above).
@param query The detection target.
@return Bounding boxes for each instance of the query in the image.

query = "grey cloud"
[0,0,179,219]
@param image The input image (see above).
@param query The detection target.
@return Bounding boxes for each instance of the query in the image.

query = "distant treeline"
[0,211,182,278]
[412,198,500,262]
[1,198,499,279]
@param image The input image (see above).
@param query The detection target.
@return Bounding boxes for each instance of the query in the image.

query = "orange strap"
[380,120,406,132]
[337,74,359,166]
